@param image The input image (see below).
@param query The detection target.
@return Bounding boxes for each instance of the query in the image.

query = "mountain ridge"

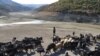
[0,0,31,15]
[39,0,100,14]
[34,0,100,23]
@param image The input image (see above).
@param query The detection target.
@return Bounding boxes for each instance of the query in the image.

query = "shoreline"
[0,20,48,27]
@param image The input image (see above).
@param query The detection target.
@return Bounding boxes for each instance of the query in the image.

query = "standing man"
[11,37,17,44]
[53,27,56,37]
[72,31,75,36]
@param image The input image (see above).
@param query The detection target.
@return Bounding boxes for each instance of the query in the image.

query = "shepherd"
[11,37,17,44]
[53,27,56,37]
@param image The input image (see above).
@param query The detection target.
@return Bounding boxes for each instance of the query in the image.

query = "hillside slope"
[0,0,31,15]
[35,0,100,23]
[40,0,100,14]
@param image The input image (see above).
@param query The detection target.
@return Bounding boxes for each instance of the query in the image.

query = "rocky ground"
[0,21,100,56]
[0,11,99,56]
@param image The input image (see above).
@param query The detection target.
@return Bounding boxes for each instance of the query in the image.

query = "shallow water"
[0,20,47,26]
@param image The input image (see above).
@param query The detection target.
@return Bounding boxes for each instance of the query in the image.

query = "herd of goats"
[0,32,100,56]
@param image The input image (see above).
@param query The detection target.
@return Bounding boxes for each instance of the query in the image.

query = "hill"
[35,0,100,23]
[0,0,31,15]
[40,0,100,14]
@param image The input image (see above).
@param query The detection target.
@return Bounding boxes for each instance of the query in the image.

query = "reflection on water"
[0,20,46,27]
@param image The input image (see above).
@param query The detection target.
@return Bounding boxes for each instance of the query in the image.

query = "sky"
[12,0,58,4]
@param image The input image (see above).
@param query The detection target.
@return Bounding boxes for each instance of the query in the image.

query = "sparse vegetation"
[37,0,100,23]
[41,0,100,14]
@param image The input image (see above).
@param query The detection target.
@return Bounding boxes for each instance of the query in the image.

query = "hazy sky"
[12,0,58,4]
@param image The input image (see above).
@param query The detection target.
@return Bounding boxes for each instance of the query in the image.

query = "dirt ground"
[0,22,100,56]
